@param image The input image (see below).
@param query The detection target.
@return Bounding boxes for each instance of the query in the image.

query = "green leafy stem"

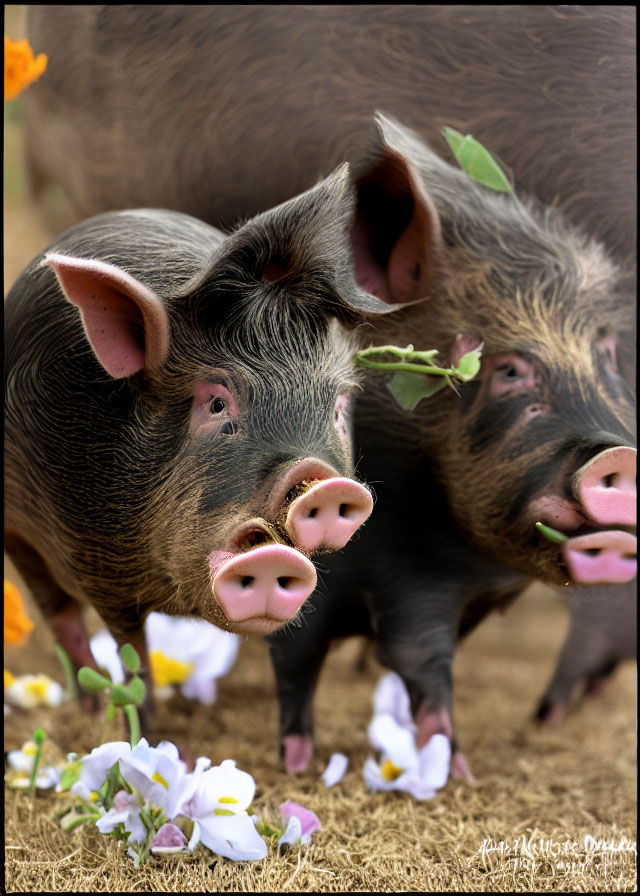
[77,643,146,748]
[354,343,482,410]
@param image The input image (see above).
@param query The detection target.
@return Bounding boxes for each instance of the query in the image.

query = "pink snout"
[573,446,636,527]
[285,477,373,552]
[564,531,637,585]
[210,544,317,634]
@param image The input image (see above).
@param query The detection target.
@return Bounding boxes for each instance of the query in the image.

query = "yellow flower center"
[380,758,403,781]
[89,792,99,803]
[152,771,169,789]
[25,677,49,701]
[149,650,194,687]
[219,796,238,804]
[4,669,16,688]
[214,808,235,816]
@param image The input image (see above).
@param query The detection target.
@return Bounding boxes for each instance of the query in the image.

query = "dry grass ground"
[4,7,637,888]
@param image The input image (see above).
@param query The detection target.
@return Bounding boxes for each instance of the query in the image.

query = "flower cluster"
[4,36,47,102]
[363,672,451,799]
[90,614,239,704]
[4,672,64,710]
[58,739,320,866]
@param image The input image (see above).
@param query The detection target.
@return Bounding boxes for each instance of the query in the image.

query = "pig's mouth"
[533,509,637,586]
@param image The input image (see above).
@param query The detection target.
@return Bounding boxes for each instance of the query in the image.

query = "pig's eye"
[210,397,226,414]
[495,363,520,380]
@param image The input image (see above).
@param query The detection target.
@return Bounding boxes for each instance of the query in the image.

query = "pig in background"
[268,116,636,776]
[20,6,636,753]
[4,166,394,728]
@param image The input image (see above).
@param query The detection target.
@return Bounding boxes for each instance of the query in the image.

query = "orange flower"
[4,36,47,102]
[4,580,34,645]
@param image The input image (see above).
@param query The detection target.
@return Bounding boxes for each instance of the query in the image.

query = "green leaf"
[443,127,513,194]
[54,643,78,698]
[387,370,449,410]
[535,521,568,544]
[109,684,134,705]
[455,349,482,381]
[58,761,81,792]
[119,643,141,673]
[77,666,111,692]
[126,675,147,706]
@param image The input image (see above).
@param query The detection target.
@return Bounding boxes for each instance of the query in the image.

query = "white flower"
[363,673,451,800]
[5,740,61,790]
[89,615,240,703]
[118,739,210,821]
[179,759,267,861]
[321,752,348,787]
[4,674,65,708]
[71,741,131,799]
[96,790,146,845]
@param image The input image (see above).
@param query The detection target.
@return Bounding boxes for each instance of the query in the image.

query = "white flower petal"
[196,812,267,861]
[180,676,216,704]
[372,672,415,731]
[321,752,348,787]
[368,713,418,770]
[7,750,34,773]
[89,629,125,685]
[417,733,451,791]
[79,741,131,792]
[278,816,302,846]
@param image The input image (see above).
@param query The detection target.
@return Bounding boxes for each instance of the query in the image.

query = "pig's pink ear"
[43,253,170,378]
[353,143,441,307]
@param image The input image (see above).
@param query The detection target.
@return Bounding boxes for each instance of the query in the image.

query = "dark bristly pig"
[22,4,636,721]
[4,166,395,726]
[266,117,636,776]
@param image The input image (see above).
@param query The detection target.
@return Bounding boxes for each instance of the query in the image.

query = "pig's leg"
[4,534,99,711]
[535,583,636,725]
[374,597,474,782]
[268,630,332,774]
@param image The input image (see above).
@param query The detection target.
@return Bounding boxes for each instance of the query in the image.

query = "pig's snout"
[209,544,317,635]
[564,446,636,585]
[285,477,373,552]
[572,446,636,528]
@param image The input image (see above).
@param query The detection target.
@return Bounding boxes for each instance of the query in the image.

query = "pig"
[4,166,393,724]
[20,6,635,739]
[266,116,636,777]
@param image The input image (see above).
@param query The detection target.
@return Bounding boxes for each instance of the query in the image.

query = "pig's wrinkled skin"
[4,167,390,724]
[267,118,636,776]
[21,6,636,755]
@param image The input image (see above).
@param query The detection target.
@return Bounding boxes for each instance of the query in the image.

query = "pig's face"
[33,166,391,637]
[147,305,365,636]
[350,115,637,587]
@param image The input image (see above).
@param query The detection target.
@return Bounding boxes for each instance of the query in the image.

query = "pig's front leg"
[5,534,100,712]
[373,595,474,782]
[535,581,636,725]
[268,623,333,775]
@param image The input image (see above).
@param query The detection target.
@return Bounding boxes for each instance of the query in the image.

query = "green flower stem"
[28,728,47,795]
[355,357,456,377]
[124,703,141,748]
[54,643,78,699]
[62,812,102,831]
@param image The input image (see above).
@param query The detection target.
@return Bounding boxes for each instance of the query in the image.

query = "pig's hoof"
[534,698,566,727]
[283,734,313,774]
[451,750,475,783]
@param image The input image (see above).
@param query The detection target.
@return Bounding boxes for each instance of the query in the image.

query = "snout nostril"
[585,548,601,557]
[339,503,348,518]
[601,473,617,489]
[241,576,254,589]
[277,576,292,589]
[307,507,318,519]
